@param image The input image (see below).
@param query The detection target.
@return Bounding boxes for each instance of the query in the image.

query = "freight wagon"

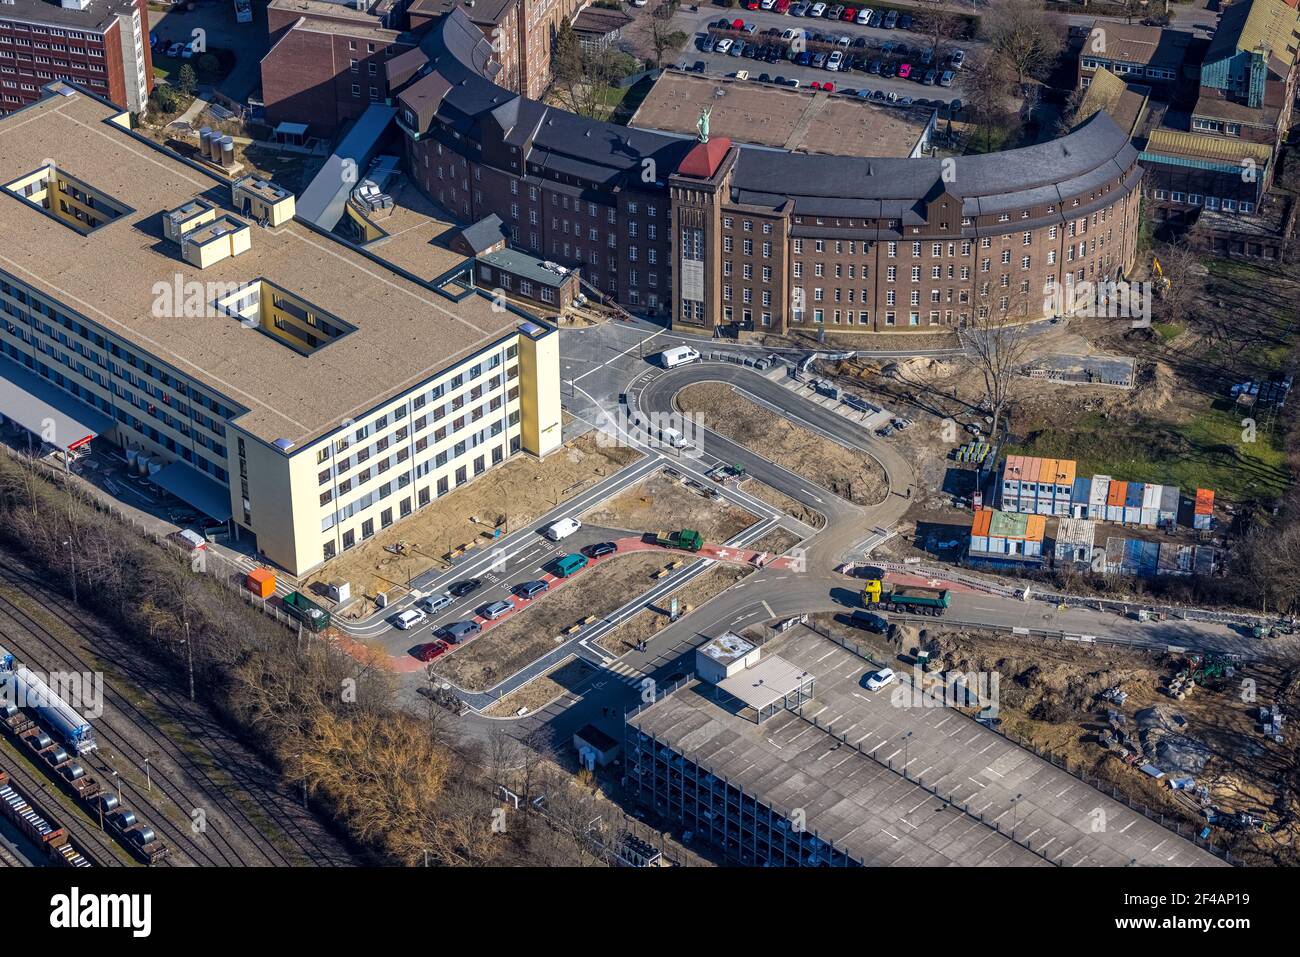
[0,769,92,867]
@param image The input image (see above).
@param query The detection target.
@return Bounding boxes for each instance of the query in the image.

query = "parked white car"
[393,608,428,630]
[827,51,844,72]
[864,667,897,692]
[809,3,827,17]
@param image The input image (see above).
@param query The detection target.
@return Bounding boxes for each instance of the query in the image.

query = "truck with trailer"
[861,579,951,616]
[654,529,704,552]
[282,591,331,633]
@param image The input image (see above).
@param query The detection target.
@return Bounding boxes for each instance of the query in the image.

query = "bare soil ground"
[480,658,596,718]
[741,478,827,529]
[677,382,888,506]
[580,467,760,543]
[823,615,1300,865]
[432,553,671,692]
[747,527,804,556]
[595,562,755,655]
[305,433,641,617]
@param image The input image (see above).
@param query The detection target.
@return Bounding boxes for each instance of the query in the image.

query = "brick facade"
[0,0,152,117]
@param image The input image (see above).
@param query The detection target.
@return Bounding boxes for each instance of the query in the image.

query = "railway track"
[0,742,126,868]
[0,573,259,865]
[0,555,355,866]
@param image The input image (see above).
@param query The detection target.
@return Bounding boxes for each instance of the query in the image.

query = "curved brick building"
[389,9,1143,335]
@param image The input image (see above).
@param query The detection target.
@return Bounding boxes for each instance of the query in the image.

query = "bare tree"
[962,52,1017,152]
[649,12,688,69]
[981,0,1065,86]
[963,289,1038,440]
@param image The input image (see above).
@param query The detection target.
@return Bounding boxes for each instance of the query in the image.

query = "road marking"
[761,600,775,619]
[967,777,986,788]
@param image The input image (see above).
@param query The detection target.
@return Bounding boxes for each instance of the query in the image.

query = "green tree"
[150,84,182,115]
[177,63,198,96]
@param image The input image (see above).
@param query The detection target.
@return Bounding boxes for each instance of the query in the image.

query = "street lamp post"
[182,621,195,702]
[143,758,152,793]
[62,539,77,605]
[1011,792,1024,840]
[112,769,121,804]
[902,731,913,778]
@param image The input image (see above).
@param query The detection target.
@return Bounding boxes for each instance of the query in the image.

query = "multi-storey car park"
[386,9,1144,338]
[0,83,562,577]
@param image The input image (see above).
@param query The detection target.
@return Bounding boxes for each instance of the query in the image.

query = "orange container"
[1194,488,1214,514]
[1107,480,1128,507]
[246,567,276,599]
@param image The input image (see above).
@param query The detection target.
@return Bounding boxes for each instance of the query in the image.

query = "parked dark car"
[586,541,618,559]
[851,610,889,634]
[448,578,482,598]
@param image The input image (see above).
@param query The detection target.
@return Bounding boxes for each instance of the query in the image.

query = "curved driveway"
[635,362,915,566]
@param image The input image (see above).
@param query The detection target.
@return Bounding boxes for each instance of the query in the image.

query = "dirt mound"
[1130,361,1178,418]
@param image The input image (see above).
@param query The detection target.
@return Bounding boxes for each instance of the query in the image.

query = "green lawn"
[1006,406,1289,503]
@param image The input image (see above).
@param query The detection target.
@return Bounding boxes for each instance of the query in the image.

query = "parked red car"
[732,18,745,29]
[414,639,450,662]
[822,81,835,92]
[775,0,791,11]
[842,7,857,20]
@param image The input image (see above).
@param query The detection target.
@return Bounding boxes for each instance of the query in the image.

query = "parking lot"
[679,5,971,104]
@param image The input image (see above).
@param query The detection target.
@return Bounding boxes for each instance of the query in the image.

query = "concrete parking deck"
[771,626,1224,866]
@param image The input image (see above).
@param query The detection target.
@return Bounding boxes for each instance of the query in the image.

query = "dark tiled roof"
[417,9,1136,212]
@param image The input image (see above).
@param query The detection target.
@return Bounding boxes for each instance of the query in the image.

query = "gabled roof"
[1077,67,1149,137]
[1144,128,1272,165]
[1205,0,1300,68]
[456,214,507,254]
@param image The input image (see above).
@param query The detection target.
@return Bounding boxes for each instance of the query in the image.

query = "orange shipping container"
[1107,480,1128,507]
[1025,514,1047,542]
[246,567,276,599]
[972,508,993,536]
[1195,488,1214,514]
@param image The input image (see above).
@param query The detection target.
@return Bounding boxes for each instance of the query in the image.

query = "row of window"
[322,437,519,560]
[1151,190,1255,213]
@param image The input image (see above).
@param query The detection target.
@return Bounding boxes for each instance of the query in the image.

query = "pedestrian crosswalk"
[604,660,647,688]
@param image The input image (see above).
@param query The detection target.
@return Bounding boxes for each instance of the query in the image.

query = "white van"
[544,517,582,541]
[658,427,688,449]
[658,346,701,369]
